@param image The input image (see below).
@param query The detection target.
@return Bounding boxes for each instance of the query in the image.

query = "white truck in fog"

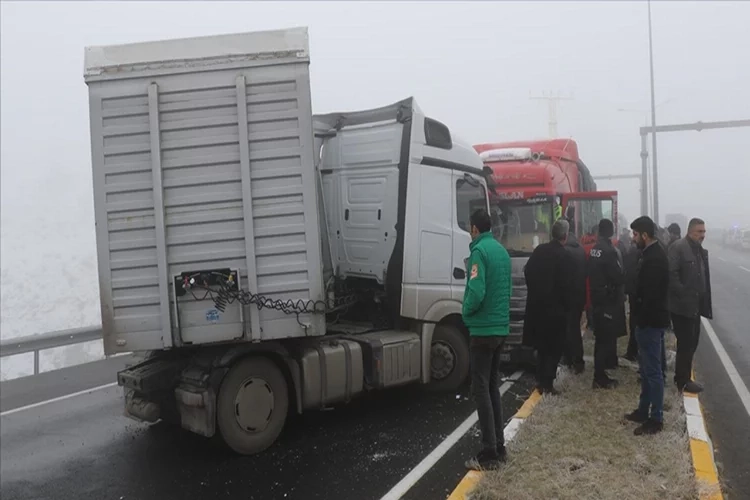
[84,27,491,454]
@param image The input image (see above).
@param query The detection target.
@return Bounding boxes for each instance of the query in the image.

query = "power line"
[530,90,574,137]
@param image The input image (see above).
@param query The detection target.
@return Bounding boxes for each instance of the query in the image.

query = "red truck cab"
[474,139,618,363]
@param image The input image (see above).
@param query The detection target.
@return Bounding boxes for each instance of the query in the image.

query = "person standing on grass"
[462,209,512,470]
[626,216,670,435]
[587,218,627,389]
[668,218,713,394]
[522,219,572,395]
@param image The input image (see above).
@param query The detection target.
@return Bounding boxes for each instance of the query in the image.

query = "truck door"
[562,191,619,313]
[452,171,490,301]
[562,191,619,249]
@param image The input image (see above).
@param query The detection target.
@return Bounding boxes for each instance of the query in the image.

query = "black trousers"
[564,304,585,368]
[594,332,617,379]
[470,336,506,452]
[671,313,701,387]
[537,345,563,389]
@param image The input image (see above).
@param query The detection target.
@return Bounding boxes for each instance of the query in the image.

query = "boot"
[634,419,663,436]
[465,448,501,471]
[592,376,619,390]
[624,409,649,423]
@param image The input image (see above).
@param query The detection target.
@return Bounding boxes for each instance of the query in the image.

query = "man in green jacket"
[462,209,512,470]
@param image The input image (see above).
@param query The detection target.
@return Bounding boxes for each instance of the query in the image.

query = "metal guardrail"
[0,326,103,375]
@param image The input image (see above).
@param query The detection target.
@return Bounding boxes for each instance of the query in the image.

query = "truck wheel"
[217,356,289,455]
[427,324,470,392]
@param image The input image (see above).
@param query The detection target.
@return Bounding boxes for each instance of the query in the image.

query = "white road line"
[717,257,728,262]
[0,382,119,417]
[701,317,750,417]
[739,266,750,274]
[379,370,524,500]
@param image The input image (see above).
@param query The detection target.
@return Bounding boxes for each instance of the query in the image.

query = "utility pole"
[530,91,574,137]
[647,0,660,224]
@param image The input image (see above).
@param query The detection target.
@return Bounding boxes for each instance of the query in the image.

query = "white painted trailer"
[85,27,492,455]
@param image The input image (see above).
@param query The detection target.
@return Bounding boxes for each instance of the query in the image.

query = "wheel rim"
[431,341,456,380]
[233,377,274,433]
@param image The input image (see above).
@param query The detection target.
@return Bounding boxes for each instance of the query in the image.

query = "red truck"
[473,138,618,363]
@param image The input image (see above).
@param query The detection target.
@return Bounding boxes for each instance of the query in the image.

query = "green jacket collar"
[470,231,493,251]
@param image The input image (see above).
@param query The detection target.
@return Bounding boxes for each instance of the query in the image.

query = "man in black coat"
[523,219,572,395]
[626,216,670,435]
[668,218,713,394]
[587,219,627,389]
[562,231,587,374]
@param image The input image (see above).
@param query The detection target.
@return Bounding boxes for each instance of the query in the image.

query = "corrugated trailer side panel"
[85,29,325,354]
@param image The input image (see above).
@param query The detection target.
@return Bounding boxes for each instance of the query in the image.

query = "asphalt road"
[1,244,746,500]
[694,244,750,499]
[0,357,535,500]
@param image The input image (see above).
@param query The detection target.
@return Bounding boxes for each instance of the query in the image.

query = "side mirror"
[482,166,498,195]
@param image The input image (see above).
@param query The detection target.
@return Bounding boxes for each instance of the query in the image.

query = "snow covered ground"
[0,169,103,381]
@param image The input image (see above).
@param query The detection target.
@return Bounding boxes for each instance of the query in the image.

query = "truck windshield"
[491,198,554,256]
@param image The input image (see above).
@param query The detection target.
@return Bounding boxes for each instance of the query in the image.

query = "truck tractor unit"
[84,27,493,455]
[473,139,618,364]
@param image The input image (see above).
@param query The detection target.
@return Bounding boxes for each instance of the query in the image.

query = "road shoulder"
[0,355,134,413]
[448,343,724,499]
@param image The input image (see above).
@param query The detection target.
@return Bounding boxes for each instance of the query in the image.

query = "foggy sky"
[1,1,749,336]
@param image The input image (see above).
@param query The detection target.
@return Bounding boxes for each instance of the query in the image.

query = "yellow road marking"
[447,388,542,500]
[446,471,482,500]
[690,438,723,499]
[688,367,723,499]
[513,389,541,419]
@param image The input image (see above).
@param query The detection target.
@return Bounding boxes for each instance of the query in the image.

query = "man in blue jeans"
[626,216,670,435]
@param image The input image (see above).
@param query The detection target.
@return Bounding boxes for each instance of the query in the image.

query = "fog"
[1,1,748,355]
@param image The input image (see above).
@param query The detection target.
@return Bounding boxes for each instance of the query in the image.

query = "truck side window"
[456,179,486,232]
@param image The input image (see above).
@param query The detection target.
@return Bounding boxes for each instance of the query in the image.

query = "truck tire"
[427,324,470,392]
[217,356,289,455]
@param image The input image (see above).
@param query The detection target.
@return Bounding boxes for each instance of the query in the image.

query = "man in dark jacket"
[626,215,670,435]
[523,219,572,395]
[587,219,626,389]
[668,218,713,394]
[462,209,512,469]
[562,231,587,374]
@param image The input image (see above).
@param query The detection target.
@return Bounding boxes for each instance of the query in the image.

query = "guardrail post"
[33,350,40,375]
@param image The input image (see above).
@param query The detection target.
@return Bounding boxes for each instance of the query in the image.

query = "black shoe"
[465,448,501,470]
[623,354,638,363]
[592,377,619,390]
[682,380,704,394]
[496,444,508,462]
[536,385,561,396]
[634,419,663,436]
[624,410,649,423]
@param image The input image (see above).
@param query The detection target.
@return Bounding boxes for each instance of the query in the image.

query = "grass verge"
[472,332,697,500]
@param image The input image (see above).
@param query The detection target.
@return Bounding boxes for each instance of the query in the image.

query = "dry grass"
[472,333,697,500]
